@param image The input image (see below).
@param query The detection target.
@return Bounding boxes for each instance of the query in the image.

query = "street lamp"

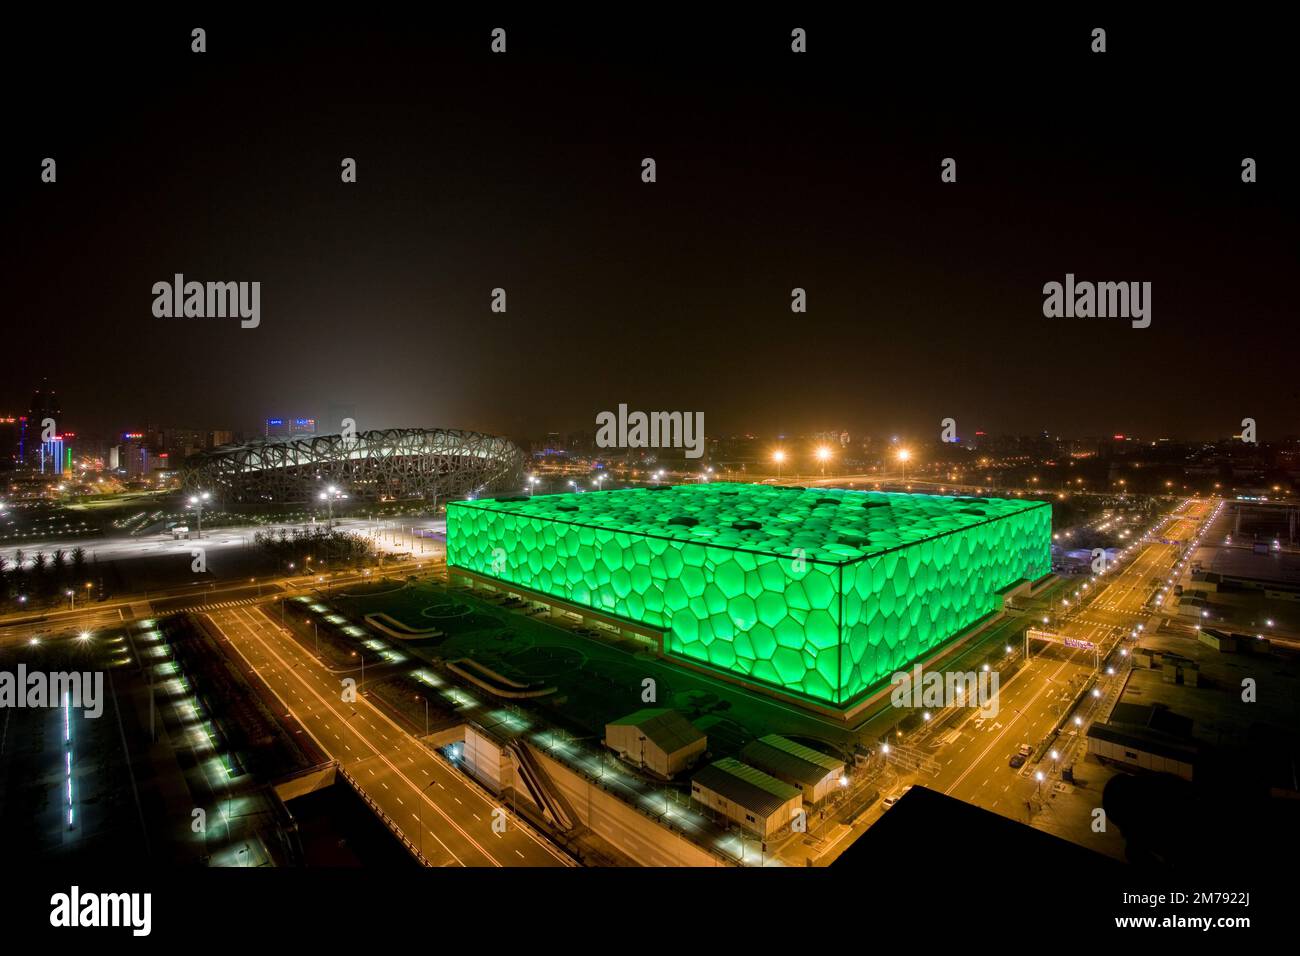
[416,695,429,737]
[351,650,365,694]
[416,776,440,860]
[188,491,211,539]
[816,446,831,477]
[897,448,911,483]
[773,449,786,481]
[319,485,345,528]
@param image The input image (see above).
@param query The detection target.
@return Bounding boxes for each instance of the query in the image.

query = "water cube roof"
[457,483,1047,564]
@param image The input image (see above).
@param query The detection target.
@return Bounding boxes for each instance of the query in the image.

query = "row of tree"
[253,527,376,569]
[0,547,91,602]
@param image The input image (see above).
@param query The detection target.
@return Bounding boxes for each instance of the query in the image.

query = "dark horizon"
[6,12,1296,444]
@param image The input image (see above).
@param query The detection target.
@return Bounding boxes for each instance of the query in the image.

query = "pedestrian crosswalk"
[190,597,261,612]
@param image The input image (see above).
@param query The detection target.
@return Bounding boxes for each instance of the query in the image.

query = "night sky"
[6,11,1295,442]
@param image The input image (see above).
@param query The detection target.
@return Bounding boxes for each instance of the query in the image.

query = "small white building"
[605,709,707,779]
[1086,704,1198,782]
[740,735,845,805]
[691,758,802,838]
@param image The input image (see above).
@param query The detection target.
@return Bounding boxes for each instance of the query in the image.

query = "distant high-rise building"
[26,379,62,465]
[125,443,149,478]
[163,428,204,460]
[266,417,318,439]
[119,432,149,477]
[0,415,18,467]
[40,435,65,474]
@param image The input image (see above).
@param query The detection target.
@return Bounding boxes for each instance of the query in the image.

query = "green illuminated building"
[447,483,1050,708]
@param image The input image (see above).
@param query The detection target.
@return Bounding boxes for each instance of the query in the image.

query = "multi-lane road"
[205,604,570,867]
[922,498,1214,818]
[0,556,437,649]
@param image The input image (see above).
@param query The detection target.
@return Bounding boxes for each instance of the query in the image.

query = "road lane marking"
[224,607,514,866]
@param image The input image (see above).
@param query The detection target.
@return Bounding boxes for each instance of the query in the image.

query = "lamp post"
[816,446,831,477]
[416,694,428,737]
[352,650,365,694]
[417,776,439,860]
[773,450,785,481]
[897,448,911,484]
[319,485,345,529]
[189,491,211,539]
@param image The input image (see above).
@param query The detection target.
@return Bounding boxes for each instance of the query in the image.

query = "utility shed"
[1087,703,1197,781]
[740,734,845,804]
[691,758,802,838]
[605,709,707,778]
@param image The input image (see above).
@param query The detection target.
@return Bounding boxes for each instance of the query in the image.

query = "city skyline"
[1,375,1292,449]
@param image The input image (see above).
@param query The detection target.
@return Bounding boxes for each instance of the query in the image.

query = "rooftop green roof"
[454,483,1048,564]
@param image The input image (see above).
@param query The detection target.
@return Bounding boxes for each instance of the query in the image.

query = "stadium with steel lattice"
[181,427,525,505]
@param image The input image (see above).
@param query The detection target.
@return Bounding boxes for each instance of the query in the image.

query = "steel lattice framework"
[181,427,525,505]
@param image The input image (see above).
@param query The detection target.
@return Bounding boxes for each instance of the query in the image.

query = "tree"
[30,552,49,597]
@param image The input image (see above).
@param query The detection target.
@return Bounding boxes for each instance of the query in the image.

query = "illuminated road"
[0,560,435,649]
[205,605,571,867]
[916,499,1215,821]
[0,517,442,570]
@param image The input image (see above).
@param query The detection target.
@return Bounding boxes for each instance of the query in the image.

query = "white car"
[882,786,912,810]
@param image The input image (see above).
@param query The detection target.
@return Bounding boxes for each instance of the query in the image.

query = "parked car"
[882,785,912,810]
